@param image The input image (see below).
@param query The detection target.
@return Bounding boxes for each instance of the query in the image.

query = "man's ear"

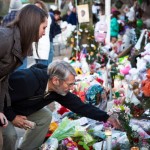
[52,76,59,85]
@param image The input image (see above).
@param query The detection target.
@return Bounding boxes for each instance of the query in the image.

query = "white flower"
[107,110,114,115]
[131,124,139,131]
[79,29,83,32]
[91,44,95,47]
[124,106,130,114]
[85,29,88,33]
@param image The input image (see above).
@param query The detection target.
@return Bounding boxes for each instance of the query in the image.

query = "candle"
[105,128,112,150]
[130,147,139,150]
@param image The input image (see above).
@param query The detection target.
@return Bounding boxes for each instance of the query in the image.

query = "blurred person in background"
[49,10,62,63]
[2,0,22,26]
[67,6,78,25]
[33,0,51,66]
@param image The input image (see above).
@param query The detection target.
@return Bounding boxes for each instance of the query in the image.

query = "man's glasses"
[63,80,76,87]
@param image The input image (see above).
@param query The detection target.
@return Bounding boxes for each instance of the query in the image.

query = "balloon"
[136,19,143,28]
[138,0,143,5]
[115,0,123,9]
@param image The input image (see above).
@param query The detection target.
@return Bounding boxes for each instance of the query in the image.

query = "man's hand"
[12,115,33,130]
[0,112,8,127]
[107,115,121,129]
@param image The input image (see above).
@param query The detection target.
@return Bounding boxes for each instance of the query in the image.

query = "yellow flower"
[93,46,96,50]
[120,105,125,111]
[70,44,74,48]
[71,38,74,42]
[90,52,94,56]
[49,122,58,132]
[77,31,81,35]
[75,68,82,75]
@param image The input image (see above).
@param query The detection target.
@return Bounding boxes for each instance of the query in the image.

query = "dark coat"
[0,26,23,112]
[67,12,78,25]
[4,64,109,122]
[49,13,61,42]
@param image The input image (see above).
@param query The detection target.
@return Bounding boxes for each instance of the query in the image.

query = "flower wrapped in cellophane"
[50,117,77,141]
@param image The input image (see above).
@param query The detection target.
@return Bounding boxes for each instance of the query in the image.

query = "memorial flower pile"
[108,99,150,148]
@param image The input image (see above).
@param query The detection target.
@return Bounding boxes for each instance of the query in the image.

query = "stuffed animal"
[94,15,107,44]
[130,80,141,96]
[85,84,104,106]
[120,65,131,75]
[123,3,136,22]
[141,68,150,97]
[53,21,76,45]
[120,27,132,52]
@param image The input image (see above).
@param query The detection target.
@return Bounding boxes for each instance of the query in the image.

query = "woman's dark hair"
[53,10,61,15]
[112,10,120,19]
[7,4,48,57]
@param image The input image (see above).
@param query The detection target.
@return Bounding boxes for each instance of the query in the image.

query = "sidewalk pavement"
[27,45,72,68]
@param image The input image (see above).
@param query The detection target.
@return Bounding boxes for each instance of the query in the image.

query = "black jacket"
[49,13,61,42]
[4,64,109,122]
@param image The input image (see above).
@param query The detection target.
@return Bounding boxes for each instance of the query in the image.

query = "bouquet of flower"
[108,102,139,147]
[108,96,150,148]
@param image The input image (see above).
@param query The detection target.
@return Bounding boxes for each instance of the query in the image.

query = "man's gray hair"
[47,60,77,80]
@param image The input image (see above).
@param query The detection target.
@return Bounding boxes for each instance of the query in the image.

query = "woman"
[110,10,120,38]
[0,4,48,148]
[33,0,51,66]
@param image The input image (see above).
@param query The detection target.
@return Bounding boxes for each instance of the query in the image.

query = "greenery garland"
[67,23,100,64]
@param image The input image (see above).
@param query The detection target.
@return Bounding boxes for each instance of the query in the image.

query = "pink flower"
[139,132,146,138]
[103,122,111,128]
[114,99,122,105]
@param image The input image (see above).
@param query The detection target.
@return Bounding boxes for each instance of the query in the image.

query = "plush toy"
[143,19,150,28]
[120,27,132,52]
[136,57,147,72]
[123,4,136,22]
[141,69,150,97]
[80,57,90,74]
[141,43,150,56]
[85,84,104,107]
[130,80,141,96]
[120,65,131,75]
[125,84,141,105]
[53,21,76,45]
[94,15,107,44]
[126,68,140,82]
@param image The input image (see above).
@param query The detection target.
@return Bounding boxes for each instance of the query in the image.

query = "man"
[3,61,120,150]
[67,7,78,25]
